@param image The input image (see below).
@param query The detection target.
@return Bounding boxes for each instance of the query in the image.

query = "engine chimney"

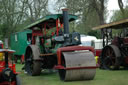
[62,9,69,34]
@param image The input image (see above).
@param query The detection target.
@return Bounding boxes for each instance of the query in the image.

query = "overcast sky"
[107,0,127,22]
[108,0,120,10]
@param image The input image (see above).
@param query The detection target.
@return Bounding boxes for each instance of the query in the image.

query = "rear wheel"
[25,49,41,76]
[102,46,120,70]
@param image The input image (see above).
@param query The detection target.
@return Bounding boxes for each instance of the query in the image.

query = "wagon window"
[27,33,32,43]
[15,34,18,41]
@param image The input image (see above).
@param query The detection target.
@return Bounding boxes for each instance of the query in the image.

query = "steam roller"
[55,46,96,81]
[24,9,97,81]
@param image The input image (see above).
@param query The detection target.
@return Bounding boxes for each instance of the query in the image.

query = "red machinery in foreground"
[0,49,21,85]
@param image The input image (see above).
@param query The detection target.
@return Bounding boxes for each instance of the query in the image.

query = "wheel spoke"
[110,59,115,66]
[109,50,114,57]
[102,46,118,70]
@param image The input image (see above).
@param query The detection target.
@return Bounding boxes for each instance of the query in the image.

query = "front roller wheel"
[25,49,41,76]
[58,51,96,81]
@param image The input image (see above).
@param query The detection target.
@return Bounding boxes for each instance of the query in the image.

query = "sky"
[107,0,127,22]
[107,0,120,22]
[48,0,57,13]
[107,0,120,10]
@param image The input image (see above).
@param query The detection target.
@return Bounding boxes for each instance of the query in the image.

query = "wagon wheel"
[25,50,41,76]
[102,46,119,70]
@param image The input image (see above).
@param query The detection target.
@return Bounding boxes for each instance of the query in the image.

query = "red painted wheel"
[102,45,120,70]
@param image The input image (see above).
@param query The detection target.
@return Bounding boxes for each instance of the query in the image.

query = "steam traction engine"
[92,19,128,70]
[24,9,97,81]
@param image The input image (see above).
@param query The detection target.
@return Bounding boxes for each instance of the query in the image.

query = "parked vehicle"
[10,29,32,64]
[0,42,21,85]
[80,35,97,47]
[24,9,97,81]
[93,18,128,70]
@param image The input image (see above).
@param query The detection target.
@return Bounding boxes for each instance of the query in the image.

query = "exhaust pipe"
[62,9,69,35]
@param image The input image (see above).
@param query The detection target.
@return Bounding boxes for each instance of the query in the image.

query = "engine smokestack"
[62,9,69,34]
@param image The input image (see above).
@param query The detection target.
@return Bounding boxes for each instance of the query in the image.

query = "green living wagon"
[10,29,32,63]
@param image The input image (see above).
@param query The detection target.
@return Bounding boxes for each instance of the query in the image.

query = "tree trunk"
[93,0,105,25]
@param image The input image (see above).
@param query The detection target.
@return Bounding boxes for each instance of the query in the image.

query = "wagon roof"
[24,14,77,30]
[92,18,128,30]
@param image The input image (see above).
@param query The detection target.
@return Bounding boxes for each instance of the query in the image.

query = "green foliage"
[110,6,128,36]
[0,0,109,40]
[56,0,107,38]
[111,6,128,22]
[81,9,100,34]
[0,0,49,40]
[0,23,10,40]
[88,30,101,38]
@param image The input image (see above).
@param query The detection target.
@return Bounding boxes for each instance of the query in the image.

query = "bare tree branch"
[118,0,125,18]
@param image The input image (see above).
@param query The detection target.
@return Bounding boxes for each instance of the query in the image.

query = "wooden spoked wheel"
[102,46,119,70]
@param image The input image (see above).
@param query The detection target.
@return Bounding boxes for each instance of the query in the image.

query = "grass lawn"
[16,64,128,85]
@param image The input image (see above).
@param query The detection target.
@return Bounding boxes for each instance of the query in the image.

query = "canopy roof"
[92,18,128,30]
[24,14,77,30]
